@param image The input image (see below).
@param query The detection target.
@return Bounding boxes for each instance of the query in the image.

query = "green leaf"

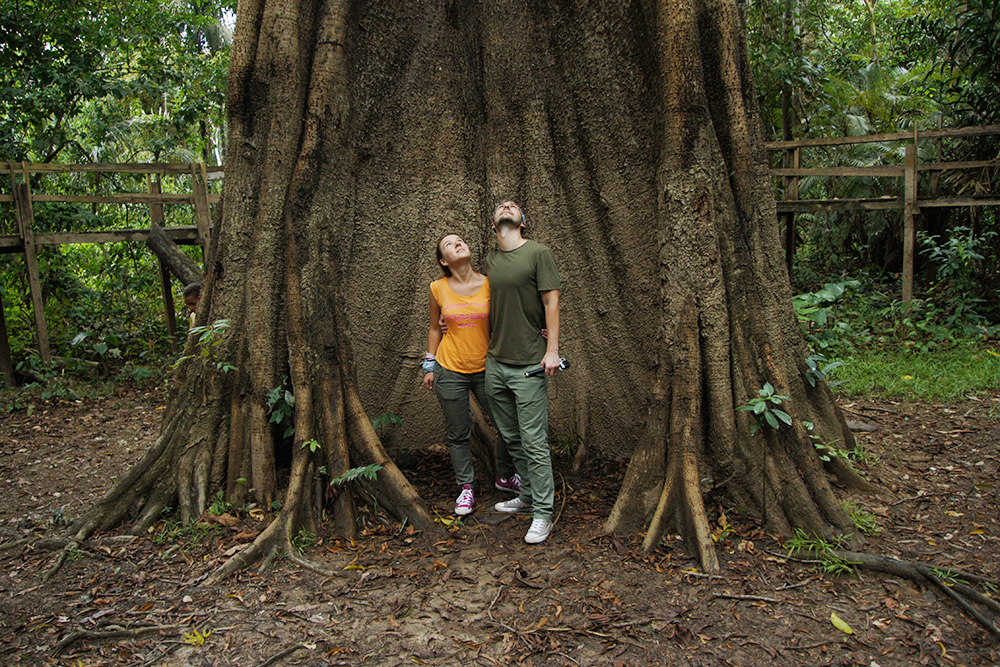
[773,409,792,425]
[764,411,779,429]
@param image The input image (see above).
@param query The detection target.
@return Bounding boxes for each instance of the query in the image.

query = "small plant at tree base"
[301,439,321,453]
[842,439,879,468]
[803,421,840,462]
[371,412,402,432]
[291,529,316,554]
[207,491,233,516]
[267,376,295,439]
[173,319,237,374]
[738,383,792,434]
[550,431,583,457]
[784,529,855,575]
[804,354,846,388]
[330,463,383,486]
[711,510,736,543]
[842,500,882,536]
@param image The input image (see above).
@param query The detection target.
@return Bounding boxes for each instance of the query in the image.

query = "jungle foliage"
[0,0,232,387]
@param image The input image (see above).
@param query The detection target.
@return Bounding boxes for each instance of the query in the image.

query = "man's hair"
[435,235,454,277]
[182,282,202,298]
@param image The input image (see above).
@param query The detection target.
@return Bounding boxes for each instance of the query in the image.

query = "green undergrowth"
[834,343,1000,401]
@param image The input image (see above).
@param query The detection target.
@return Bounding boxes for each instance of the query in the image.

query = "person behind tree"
[485,201,562,545]
[182,282,201,328]
[423,233,519,517]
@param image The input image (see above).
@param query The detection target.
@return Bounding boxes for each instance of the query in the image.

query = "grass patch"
[835,343,1000,401]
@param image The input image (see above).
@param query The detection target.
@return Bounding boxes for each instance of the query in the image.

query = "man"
[182,282,201,328]
[484,200,562,544]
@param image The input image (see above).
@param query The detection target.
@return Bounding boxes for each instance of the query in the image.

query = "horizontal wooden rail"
[775,196,1000,213]
[0,162,223,176]
[0,193,221,206]
[765,124,1000,150]
[772,166,905,177]
[776,197,904,212]
[0,193,221,205]
[918,159,1000,172]
[0,226,203,253]
[917,196,1000,208]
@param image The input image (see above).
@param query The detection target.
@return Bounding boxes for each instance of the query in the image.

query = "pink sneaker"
[495,474,521,494]
[455,485,474,516]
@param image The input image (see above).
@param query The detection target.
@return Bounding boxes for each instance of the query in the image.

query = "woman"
[423,233,519,516]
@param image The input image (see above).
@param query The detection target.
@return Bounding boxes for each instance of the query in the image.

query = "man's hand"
[541,351,562,376]
[423,372,434,390]
[439,315,448,336]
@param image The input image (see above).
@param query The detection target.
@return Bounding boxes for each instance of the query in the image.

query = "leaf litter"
[0,388,999,665]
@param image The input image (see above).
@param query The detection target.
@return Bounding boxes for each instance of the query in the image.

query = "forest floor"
[1,385,999,667]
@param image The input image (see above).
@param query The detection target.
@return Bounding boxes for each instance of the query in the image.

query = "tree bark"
[56,0,870,580]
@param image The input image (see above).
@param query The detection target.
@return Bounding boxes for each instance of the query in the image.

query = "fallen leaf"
[830,612,854,635]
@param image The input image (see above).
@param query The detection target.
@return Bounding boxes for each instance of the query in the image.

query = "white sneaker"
[525,518,553,544]
[454,485,474,516]
[494,497,532,513]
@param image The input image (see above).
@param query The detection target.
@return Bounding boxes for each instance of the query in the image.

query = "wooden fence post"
[10,163,51,365]
[147,174,179,351]
[781,147,801,277]
[902,143,919,307]
[0,294,15,385]
[191,162,212,264]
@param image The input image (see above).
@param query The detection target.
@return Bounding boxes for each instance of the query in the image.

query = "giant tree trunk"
[58,0,869,580]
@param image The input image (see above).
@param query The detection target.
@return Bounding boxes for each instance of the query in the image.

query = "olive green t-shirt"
[484,240,561,365]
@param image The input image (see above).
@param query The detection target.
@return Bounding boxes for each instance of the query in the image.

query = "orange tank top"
[431,277,490,373]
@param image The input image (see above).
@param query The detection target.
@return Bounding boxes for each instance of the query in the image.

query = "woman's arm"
[424,287,443,390]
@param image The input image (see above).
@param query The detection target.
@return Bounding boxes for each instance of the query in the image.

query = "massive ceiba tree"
[52,0,871,582]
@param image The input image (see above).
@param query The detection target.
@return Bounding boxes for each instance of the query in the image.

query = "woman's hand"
[423,372,434,390]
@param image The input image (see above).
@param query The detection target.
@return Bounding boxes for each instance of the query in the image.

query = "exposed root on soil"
[814,549,1000,638]
[40,351,438,584]
[52,624,183,656]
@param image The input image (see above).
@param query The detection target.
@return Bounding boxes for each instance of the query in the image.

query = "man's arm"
[540,289,560,376]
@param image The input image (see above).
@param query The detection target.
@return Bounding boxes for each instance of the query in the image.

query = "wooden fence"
[766,124,1000,304]
[0,162,221,381]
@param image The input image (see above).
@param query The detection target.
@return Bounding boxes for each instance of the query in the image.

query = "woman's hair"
[435,233,455,277]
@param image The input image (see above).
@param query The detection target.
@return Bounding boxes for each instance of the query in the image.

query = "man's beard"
[495,215,521,232]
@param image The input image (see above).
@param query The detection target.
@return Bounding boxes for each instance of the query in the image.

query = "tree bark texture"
[60,0,869,578]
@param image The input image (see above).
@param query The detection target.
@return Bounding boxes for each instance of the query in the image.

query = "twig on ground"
[712,593,779,603]
[0,537,31,552]
[890,492,950,507]
[255,643,310,667]
[53,624,183,655]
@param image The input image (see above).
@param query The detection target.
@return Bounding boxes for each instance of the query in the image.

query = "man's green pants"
[485,357,554,520]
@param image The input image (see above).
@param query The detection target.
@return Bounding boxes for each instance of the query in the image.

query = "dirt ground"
[1,386,999,667]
